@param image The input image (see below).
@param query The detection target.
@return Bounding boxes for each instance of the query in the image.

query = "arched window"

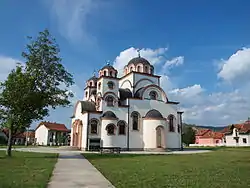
[118,121,126,135]
[91,90,96,95]
[150,67,154,74]
[107,81,114,89]
[104,70,107,76]
[110,71,113,77]
[145,66,148,73]
[106,124,115,135]
[149,91,157,100]
[90,119,98,134]
[168,115,174,132]
[130,67,133,72]
[85,91,88,97]
[106,96,114,106]
[131,111,140,130]
[98,82,101,90]
[90,82,92,87]
[137,66,141,72]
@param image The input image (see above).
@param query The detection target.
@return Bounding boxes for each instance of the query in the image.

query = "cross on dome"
[137,49,141,58]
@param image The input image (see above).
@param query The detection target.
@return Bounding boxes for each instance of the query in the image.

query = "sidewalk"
[47,153,115,188]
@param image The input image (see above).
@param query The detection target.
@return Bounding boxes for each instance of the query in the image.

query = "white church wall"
[35,124,48,146]
[101,77,120,97]
[143,119,167,149]
[119,74,133,91]
[133,74,159,90]
[143,87,167,102]
[166,132,181,148]
[89,113,102,139]
[80,113,88,150]
[100,119,127,148]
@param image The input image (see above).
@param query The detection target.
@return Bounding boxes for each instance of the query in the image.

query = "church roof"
[102,111,117,119]
[119,88,132,100]
[127,57,151,66]
[80,101,96,112]
[145,109,163,118]
[87,75,98,82]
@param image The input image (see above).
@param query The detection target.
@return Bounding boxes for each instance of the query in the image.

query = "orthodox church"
[70,53,183,151]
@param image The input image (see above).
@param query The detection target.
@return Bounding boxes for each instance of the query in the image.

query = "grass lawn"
[84,148,250,188]
[0,151,57,188]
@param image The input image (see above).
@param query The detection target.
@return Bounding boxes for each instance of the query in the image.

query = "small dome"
[87,75,98,82]
[127,57,151,66]
[102,111,117,118]
[145,109,163,118]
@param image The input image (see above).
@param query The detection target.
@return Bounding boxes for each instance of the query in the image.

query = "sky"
[0,0,250,128]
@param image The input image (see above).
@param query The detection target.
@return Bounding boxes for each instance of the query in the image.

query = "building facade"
[71,55,183,151]
[194,128,224,146]
[222,119,250,147]
[35,122,70,146]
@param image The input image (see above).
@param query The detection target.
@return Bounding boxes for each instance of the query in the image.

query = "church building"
[70,53,183,151]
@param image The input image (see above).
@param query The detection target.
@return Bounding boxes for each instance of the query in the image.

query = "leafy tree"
[182,126,196,146]
[0,29,74,156]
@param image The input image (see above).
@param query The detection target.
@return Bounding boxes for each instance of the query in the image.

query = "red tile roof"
[196,129,211,136]
[36,121,69,132]
[221,120,250,134]
[195,128,224,139]
[0,128,33,138]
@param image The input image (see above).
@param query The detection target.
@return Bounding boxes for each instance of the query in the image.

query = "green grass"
[0,151,58,188]
[84,148,250,188]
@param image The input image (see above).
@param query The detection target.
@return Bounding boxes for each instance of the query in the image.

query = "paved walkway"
[47,153,115,188]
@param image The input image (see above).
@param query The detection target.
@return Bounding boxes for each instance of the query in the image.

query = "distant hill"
[183,123,226,132]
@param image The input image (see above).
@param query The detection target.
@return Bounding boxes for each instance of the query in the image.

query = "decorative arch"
[103,91,118,99]
[105,123,116,135]
[156,125,165,148]
[134,78,154,88]
[168,114,175,132]
[149,90,158,100]
[120,80,133,88]
[141,84,168,102]
[117,120,127,135]
[131,111,141,131]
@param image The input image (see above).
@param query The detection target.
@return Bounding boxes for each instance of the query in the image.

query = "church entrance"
[156,126,164,148]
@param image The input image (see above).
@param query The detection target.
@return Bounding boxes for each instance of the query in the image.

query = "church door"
[156,128,162,148]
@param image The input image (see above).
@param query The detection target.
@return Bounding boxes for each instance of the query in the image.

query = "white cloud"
[218,47,250,83]
[163,56,184,69]
[46,0,97,45]
[0,56,22,82]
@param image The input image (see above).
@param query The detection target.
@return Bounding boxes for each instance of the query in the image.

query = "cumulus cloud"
[218,47,250,83]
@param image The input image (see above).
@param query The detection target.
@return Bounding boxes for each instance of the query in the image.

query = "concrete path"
[47,153,115,188]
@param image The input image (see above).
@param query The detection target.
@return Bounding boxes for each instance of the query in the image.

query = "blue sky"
[0,0,250,128]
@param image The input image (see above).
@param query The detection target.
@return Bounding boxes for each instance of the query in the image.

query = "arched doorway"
[156,126,165,148]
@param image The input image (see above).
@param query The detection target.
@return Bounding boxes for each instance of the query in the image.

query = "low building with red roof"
[35,121,70,146]
[194,128,224,146]
[221,119,250,146]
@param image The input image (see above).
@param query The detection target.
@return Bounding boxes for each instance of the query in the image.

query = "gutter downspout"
[86,113,89,151]
[178,111,184,151]
[127,99,130,151]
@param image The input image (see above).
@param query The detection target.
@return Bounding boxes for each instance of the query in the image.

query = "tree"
[0,29,74,156]
[182,126,196,146]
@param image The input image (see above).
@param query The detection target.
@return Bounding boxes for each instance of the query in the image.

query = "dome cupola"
[124,49,154,75]
[99,61,118,78]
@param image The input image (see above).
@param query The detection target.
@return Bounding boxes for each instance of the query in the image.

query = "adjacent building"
[194,128,224,146]
[35,122,70,146]
[70,55,183,151]
[221,119,250,147]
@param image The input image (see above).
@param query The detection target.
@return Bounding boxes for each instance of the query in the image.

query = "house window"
[243,138,247,143]
[107,81,114,89]
[90,119,98,134]
[168,115,174,132]
[106,96,114,106]
[145,66,148,73]
[104,70,107,76]
[106,124,115,135]
[131,111,140,130]
[118,121,126,135]
[98,82,101,90]
[130,67,133,72]
[110,71,113,77]
[149,91,157,100]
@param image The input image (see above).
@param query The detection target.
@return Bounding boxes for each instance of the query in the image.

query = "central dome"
[127,57,151,66]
